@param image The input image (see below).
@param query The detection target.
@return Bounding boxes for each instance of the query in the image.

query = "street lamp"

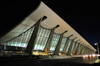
[95,42,99,55]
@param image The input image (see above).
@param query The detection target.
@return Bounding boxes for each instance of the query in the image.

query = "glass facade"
[0,17,94,55]
[66,39,72,52]
[71,41,75,52]
[1,18,36,48]
[50,33,60,52]
[72,42,78,52]
[34,26,51,51]
[60,37,67,51]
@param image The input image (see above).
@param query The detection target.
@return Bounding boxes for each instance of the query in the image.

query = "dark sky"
[0,1,100,46]
[42,1,100,46]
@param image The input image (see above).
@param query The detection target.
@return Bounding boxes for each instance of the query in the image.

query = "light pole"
[95,42,99,54]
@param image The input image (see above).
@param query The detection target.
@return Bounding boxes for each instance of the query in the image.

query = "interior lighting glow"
[92,54,96,57]
[83,55,86,60]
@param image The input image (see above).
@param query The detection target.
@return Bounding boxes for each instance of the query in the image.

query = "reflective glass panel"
[66,39,72,52]
[50,33,60,52]
[1,17,35,48]
[60,37,67,51]
[34,26,51,51]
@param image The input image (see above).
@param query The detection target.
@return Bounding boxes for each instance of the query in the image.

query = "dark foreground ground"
[0,56,99,66]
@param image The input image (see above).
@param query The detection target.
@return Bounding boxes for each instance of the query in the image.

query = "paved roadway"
[0,55,99,66]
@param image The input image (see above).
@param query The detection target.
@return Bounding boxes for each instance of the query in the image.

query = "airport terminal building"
[0,2,96,56]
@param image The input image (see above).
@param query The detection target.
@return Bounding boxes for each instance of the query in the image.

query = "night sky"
[0,1,100,46]
[42,1,100,46]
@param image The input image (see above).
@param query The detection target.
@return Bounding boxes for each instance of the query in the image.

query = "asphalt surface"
[0,56,98,66]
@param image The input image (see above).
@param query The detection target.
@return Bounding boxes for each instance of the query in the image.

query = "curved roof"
[0,2,96,51]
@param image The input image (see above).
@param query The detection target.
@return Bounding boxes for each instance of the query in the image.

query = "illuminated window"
[1,17,35,48]
[71,41,76,52]
[72,42,78,52]
[50,33,60,52]
[34,26,51,51]
[60,37,67,51]
[66,39,72,52]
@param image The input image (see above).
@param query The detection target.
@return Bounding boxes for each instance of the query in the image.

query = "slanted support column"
[84,46,87,54]
[78,44,83,54]
[43,25,60,54]
[75,43,79,55]
[72,39,80,54]
[79,44,84,55]
[85,47,88,54]
[63,34,73,54]
[87,48,90,54]
[77,44,82,55]
[67,37,77,56]
[25,16,45,55]
[87,48,89,54]
[75,41,82,55]
[80,46,83,55]
[83,46,86,54]
[81,45,85,55]
[53,31,67,55]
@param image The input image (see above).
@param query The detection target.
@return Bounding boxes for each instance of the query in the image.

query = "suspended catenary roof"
[0,2,96,51]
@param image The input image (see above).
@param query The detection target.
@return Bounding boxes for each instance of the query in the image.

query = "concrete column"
[82,46,85,54]
[85,47,88,54]
[87,48,90,54]
[82,45,87,55]
[67,37,77,55]
[88,48,90,54]
[81,47,85,55]
[75,41,82,55]
[84,47,87,54]
[80,44,83,55]
[81,45,85,55]
[83,46,86,54]
[43,25,59,54]
[53,31,67,55]
[75,43,79,55]
[78,44,83,55]
[62,34,73,54]
[25,16,46,55]
[71,39,80,54]
[77,44,82,55]
[84,47,88,54]
[88,49,90,54]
